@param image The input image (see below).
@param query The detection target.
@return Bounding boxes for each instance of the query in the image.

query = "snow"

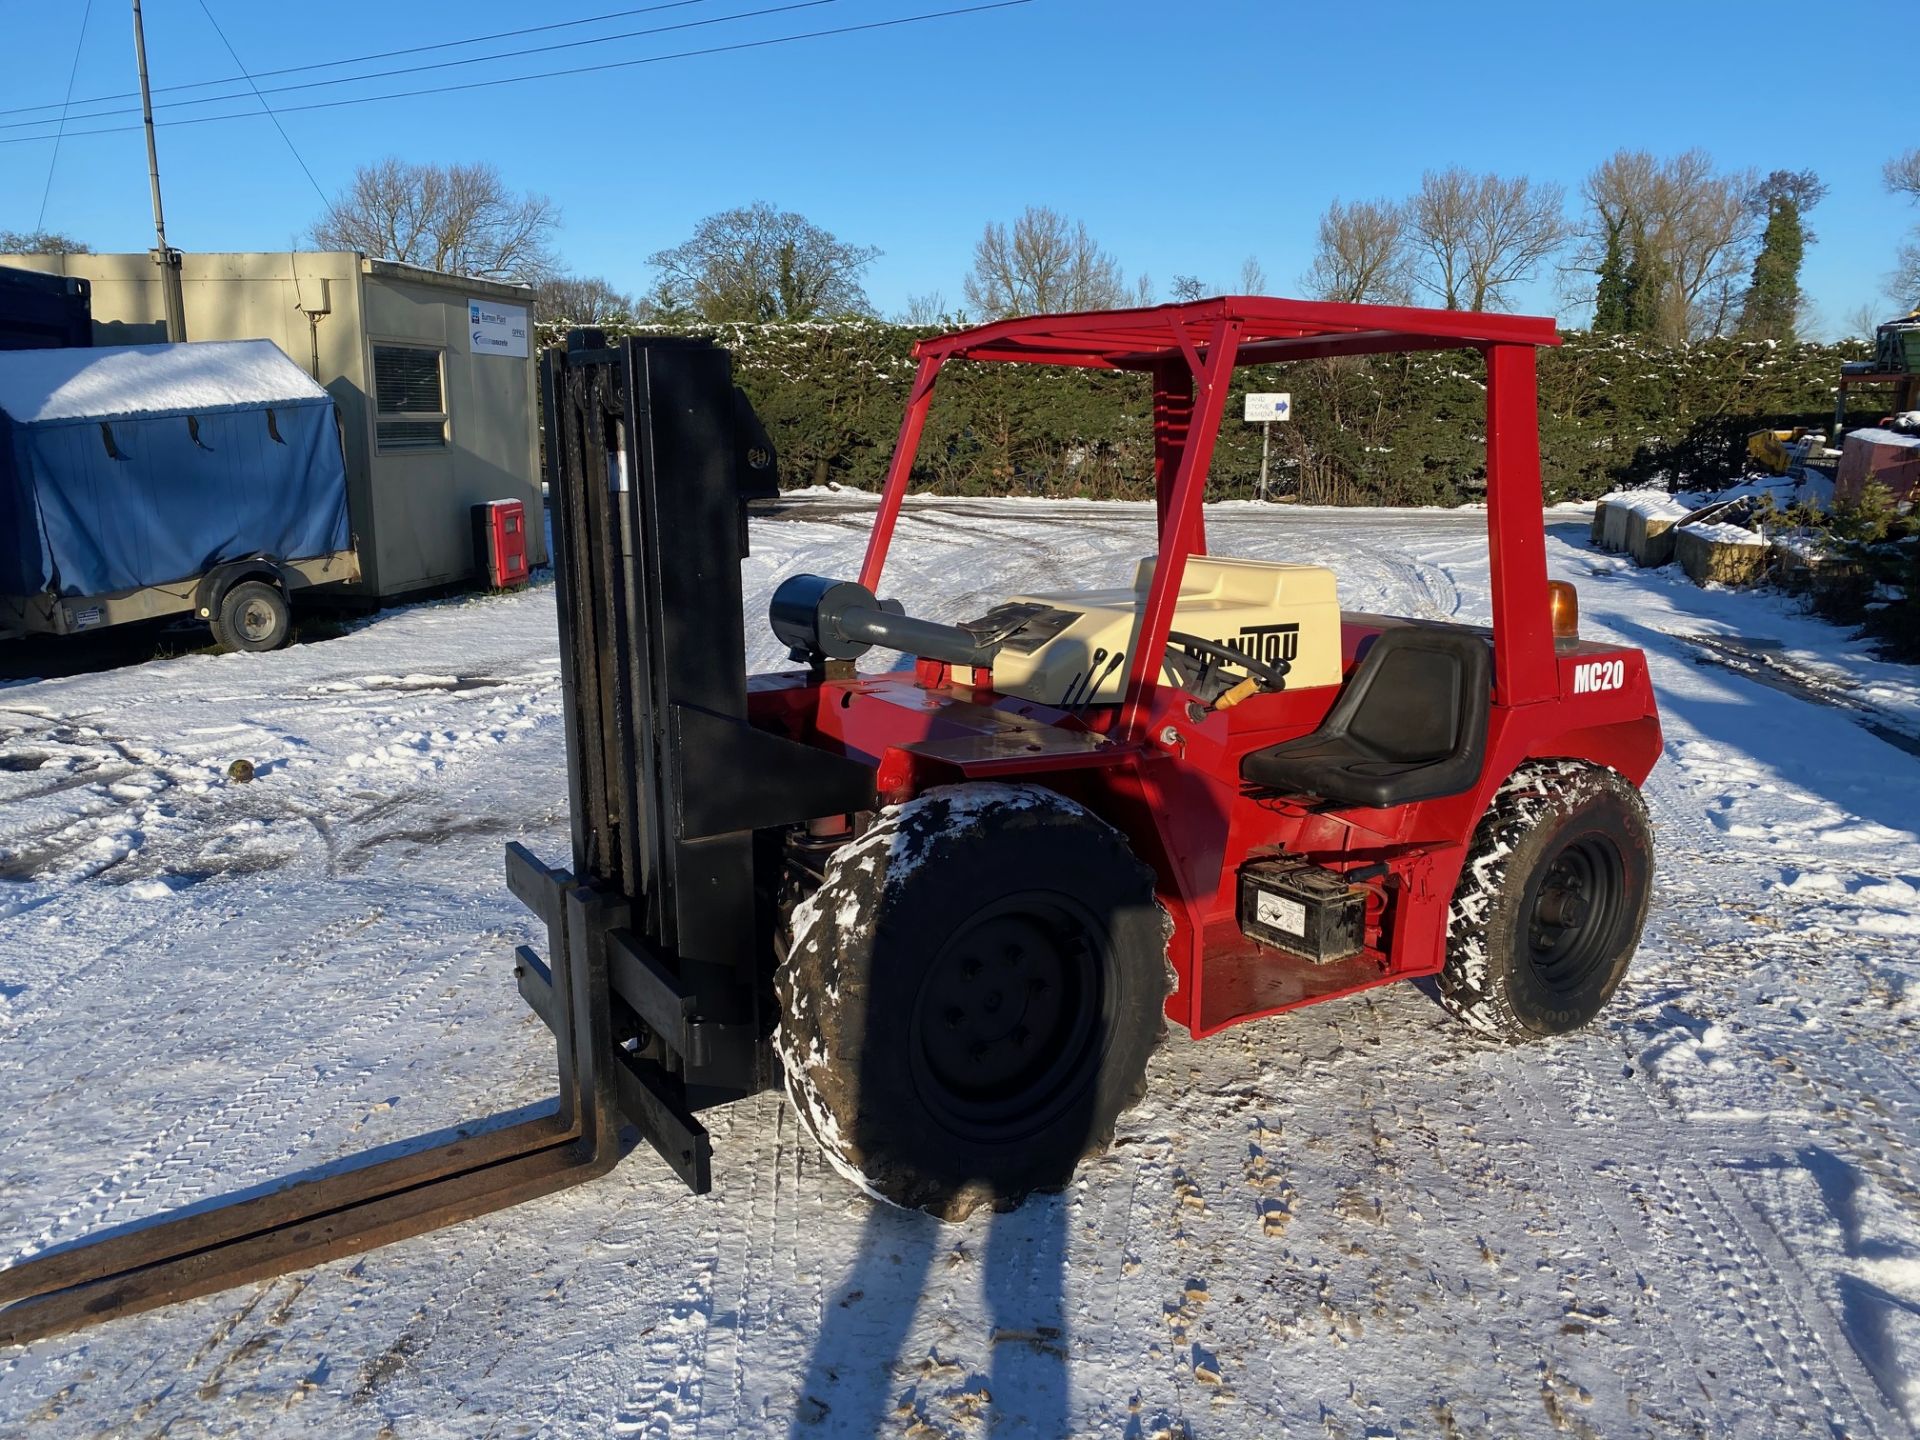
[1614,490,1691,521]
[1681,518,1767,546]
[0,340,326,424]
[4,494,1920,1435]
[1675,468,1836,512]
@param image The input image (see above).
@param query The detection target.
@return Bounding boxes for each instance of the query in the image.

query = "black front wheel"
[1440,760,1653,1040]
[776,784,1171,1220]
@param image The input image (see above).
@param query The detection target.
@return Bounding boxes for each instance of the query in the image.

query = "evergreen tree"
[1593,218,1630,333]
[1737,169,1825,343]
[1622,237,1664,337]
[1738,199,1803,340]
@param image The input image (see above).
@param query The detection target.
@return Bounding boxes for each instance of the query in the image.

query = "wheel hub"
[239,600,275,641]
[1524,833,1623,997]
[910,897,1104,1137]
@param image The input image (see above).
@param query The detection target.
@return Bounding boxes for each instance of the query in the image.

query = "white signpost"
[1244,392,1291,499]
[468,298,530,359]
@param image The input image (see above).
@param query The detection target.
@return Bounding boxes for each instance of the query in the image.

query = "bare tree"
[310,159,557,282]
[1406,169,1567,311]
[898,291,949,325]
[1304,198,1412,304]
[1896,239,1920,310]
[1887,149,1920,200]
[535,273,643,326]
[1237,254,1268,294]
[1887,149,1920,305]
[1407,174,1475,310]
[1170,274,1207,303]
[963,206,1131,317]
[1844,301,1886,340]
[648,202,877,322]
[0,228,89,255]
[1573,149,1758,340]
[1465,174,1570,312]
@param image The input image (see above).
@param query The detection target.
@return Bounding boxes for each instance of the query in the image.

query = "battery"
[1236,859,1366,964]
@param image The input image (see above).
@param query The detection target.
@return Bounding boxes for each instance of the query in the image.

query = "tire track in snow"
[1,888,503,1278]
[696,1098,766,1438]
[1624,726,1917,1431]
[613,1218,721,1437]
[1494,1047,1793,1434]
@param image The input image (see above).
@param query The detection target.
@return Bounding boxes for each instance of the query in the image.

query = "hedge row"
[538,319,1868,506]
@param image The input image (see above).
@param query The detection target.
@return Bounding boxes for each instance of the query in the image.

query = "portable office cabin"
[2,251,544,599]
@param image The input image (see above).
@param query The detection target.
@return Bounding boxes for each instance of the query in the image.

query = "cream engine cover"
[982,555,1341,706]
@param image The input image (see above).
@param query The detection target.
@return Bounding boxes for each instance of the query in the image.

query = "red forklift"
[0,299,1659,1340]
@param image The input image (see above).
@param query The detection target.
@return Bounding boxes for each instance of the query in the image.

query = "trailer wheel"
[776,783,1171,1221]
[211,580,292,653]
[1439,760,1652,1040]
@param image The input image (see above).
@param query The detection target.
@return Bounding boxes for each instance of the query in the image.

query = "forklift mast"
[527,330,874,1116]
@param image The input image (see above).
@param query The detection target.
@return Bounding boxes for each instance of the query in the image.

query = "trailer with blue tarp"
[0,339,359,648]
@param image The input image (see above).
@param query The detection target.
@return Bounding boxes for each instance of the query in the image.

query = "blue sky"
[2,0,1911,337]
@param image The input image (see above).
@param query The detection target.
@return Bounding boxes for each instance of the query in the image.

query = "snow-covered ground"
[3,494,1920,1438]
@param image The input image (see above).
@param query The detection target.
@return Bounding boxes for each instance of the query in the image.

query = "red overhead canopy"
[911,295,1561,370]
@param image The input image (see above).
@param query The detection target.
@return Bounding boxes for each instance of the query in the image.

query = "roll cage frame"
[854,296,1564,733]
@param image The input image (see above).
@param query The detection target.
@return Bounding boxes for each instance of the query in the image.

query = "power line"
[0,2,1034,148]
[0,0,838,134]
[0,1,713,120]
[192,0,332,213]
[34,0,94,230]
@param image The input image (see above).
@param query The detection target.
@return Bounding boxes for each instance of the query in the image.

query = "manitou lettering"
[1572,659,1625,694]
[1187,621,1301,669]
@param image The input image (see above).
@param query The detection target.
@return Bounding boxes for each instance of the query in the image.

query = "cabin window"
[373,344,447,452]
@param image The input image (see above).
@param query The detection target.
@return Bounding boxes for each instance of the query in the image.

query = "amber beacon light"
[1549,580,1580,640]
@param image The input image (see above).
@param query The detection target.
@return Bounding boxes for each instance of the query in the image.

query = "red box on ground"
[471,499,530,588]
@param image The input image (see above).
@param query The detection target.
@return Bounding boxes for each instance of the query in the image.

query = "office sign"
[469,298,529,359]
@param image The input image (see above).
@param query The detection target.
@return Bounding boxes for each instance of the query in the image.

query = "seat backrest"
[1325,626,1491,764]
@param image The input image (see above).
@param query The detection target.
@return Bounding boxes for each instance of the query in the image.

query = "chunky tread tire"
[211,580,292,653]
[775,782,1171,1221]
[1440,759,1653,1041]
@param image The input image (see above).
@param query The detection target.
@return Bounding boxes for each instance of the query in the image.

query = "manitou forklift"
[0,298,1660,1340]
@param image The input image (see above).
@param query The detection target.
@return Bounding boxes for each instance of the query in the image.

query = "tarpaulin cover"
[0,340,350,598]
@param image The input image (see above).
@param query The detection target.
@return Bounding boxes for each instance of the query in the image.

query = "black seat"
[1240,625,1491,808]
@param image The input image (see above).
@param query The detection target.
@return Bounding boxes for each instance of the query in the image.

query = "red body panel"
[755,298,1661,1038]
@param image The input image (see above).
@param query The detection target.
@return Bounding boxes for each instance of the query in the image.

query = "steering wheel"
[1164,630,1292,694]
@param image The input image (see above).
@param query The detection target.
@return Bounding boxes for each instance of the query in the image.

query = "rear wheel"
[211,580,291,653]
[1439,760,1653,1040]
[775,783,1171,1220]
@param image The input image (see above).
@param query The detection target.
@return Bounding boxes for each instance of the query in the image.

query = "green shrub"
[538,319,1866,507]
[1780,484,1920,660]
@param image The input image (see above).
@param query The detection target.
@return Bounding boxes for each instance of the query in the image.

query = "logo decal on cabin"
[1572,659,1625,694]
